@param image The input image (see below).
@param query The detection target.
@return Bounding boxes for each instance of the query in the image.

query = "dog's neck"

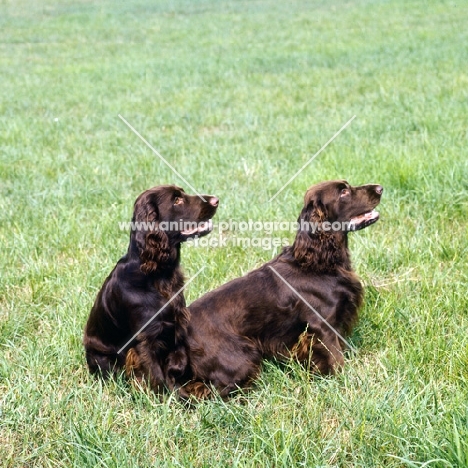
[154,261,185,300]
[288,230,352,272]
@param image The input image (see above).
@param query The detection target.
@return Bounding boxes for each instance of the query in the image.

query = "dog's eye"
[174,197,184,205]
[340,188,350,198]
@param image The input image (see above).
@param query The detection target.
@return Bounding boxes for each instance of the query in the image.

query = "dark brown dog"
[180,180,382,398]
[83,185,218,392]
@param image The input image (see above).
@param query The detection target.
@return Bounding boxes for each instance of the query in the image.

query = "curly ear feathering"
[83,185,219,393]
[132,191,173,275]
[292,186,349,271]
[139,229,171,275]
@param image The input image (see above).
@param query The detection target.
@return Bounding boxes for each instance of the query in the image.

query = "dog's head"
[293,180,383,269]
[302,180,383,231]
[131,185,219,274]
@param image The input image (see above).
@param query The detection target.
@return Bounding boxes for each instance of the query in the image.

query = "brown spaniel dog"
[179,180,383,398]
[83,185,218,392]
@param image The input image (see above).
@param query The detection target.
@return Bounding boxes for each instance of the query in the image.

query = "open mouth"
[181,219,213,238]
[348,210,380,231]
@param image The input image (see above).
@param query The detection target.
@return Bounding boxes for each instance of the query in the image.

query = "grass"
[1,0,467,466]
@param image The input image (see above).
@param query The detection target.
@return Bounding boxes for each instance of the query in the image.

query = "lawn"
[1,0,467,466]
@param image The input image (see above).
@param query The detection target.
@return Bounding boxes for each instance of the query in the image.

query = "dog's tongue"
[348,210,380,230]
[350,210,379,224]
[181,219,213,235]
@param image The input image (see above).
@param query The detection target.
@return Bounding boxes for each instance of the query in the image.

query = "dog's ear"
[293,193,338,268]
[133,192,171,274]
[293,197,325,265]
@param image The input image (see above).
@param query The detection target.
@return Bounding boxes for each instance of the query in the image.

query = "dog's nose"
[375,185,384,195]
[209,196,219,207]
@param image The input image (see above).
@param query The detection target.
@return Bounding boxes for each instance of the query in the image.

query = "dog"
[179,180,382,398]
[83,185,218,392]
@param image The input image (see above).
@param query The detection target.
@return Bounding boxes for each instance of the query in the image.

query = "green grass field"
[1,0,468,466]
